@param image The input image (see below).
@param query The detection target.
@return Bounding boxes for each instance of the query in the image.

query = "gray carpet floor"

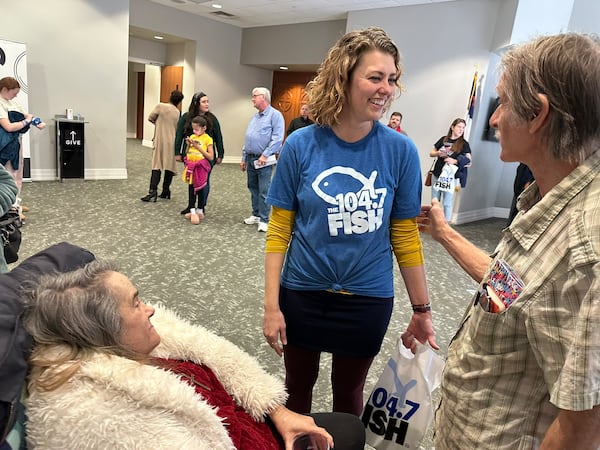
[17,138,504,448]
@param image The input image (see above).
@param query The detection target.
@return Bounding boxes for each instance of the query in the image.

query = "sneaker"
[244,215,260,225]
[257,222,268,232]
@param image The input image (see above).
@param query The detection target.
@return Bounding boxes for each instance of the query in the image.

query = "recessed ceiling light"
[154,35,164,40]
[212,3,222,8]
[279,66,289,70]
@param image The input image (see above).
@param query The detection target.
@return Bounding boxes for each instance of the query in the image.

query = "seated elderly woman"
[22,259,365,449]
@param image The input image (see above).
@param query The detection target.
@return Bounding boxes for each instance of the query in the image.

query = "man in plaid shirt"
[416,33,600,449]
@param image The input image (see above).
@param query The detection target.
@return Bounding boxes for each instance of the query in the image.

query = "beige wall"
[129,0,273,163]
[3,0,130,180]
[241,21,346,67]
[5,0,598,220]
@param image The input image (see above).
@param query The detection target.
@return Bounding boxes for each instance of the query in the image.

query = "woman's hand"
[263,308,287,356]
[445,156,457,165]
[175,155,183,162]
[269,406,333,450]
[401,311,438,354]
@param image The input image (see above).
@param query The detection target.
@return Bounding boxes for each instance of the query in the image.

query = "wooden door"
[136,72,145,139]
[272,72,316,134]
[160,65,184,110]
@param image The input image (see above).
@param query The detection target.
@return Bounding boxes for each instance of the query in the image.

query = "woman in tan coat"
[141,90,184,202]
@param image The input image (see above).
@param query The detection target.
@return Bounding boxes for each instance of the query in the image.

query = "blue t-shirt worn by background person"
[267,121,422,298]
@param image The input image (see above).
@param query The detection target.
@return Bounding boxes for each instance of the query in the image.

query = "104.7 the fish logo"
[361,357,421,447]
[311,166,387,236]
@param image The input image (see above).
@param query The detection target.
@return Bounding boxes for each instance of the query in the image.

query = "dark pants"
[187,185,207,210]
[203,159,216,206]
[284,344,374,416]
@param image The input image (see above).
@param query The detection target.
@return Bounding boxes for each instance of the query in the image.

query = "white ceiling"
[143,0,456,29]
[130,0,458,70]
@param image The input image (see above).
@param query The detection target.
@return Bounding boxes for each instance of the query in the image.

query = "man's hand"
[240,161,246,172]
[417,199,450,242]
[418,199,492,283]
[258,155,268,166]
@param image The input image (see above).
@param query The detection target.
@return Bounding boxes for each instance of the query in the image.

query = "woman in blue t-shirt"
[263,27,438,416]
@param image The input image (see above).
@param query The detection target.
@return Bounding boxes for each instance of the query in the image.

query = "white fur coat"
[25,306,287,449]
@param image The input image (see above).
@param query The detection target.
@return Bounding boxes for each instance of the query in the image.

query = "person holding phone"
[428,118,472,222]
[180,115,213,224]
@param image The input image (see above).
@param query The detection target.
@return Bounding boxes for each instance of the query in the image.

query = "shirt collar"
[257,105,271,116]
[510,151,600,250]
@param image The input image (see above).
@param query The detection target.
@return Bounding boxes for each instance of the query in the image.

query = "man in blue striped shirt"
[240,87,284,232]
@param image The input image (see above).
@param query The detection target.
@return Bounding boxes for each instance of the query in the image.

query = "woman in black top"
[428,118,472,222]
[174,92,225,214]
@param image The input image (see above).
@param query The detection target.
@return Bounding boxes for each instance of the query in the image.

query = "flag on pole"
[464,69,478,141]
[467,70,478,119]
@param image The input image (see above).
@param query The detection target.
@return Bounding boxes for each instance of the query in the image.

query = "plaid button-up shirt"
[435,151,600,449]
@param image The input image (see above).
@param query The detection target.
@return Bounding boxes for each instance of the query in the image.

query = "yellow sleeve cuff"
[391,218,424,267]
[266,206,295,253]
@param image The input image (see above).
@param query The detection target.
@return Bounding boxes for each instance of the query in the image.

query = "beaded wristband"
[411,303,431,313]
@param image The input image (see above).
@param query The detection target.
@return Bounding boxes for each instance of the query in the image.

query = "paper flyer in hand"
[253,155,278,169]
[485,259,525,313]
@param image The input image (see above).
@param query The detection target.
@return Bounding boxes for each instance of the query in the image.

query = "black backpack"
[0,242,95,444]
[0,208,22,265]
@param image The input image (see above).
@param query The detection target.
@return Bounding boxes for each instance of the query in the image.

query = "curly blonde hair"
[306,27,402,127]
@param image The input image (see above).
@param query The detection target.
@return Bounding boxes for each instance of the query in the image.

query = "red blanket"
[160,358,281,449]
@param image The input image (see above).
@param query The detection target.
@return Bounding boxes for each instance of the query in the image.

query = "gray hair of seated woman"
[23,260,145,390]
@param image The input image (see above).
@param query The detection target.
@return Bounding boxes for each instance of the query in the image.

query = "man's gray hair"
[500,33,600,163]
[252,87,271,104]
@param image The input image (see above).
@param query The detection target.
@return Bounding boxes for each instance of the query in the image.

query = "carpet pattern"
[17,139,504,449]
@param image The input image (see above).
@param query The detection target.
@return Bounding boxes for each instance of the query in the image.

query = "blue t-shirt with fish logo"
[267,121,422,298]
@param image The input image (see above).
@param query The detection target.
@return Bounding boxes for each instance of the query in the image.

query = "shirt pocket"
[259,125,272,136]
[466,296,530,358]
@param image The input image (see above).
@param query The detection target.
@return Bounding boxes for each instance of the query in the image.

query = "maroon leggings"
[283,344,374,415]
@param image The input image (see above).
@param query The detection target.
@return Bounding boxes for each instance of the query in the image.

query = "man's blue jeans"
[246,155,274,223]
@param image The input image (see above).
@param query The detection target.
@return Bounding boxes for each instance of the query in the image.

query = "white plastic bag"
[432,163,458,192]
[361,341,445,449]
